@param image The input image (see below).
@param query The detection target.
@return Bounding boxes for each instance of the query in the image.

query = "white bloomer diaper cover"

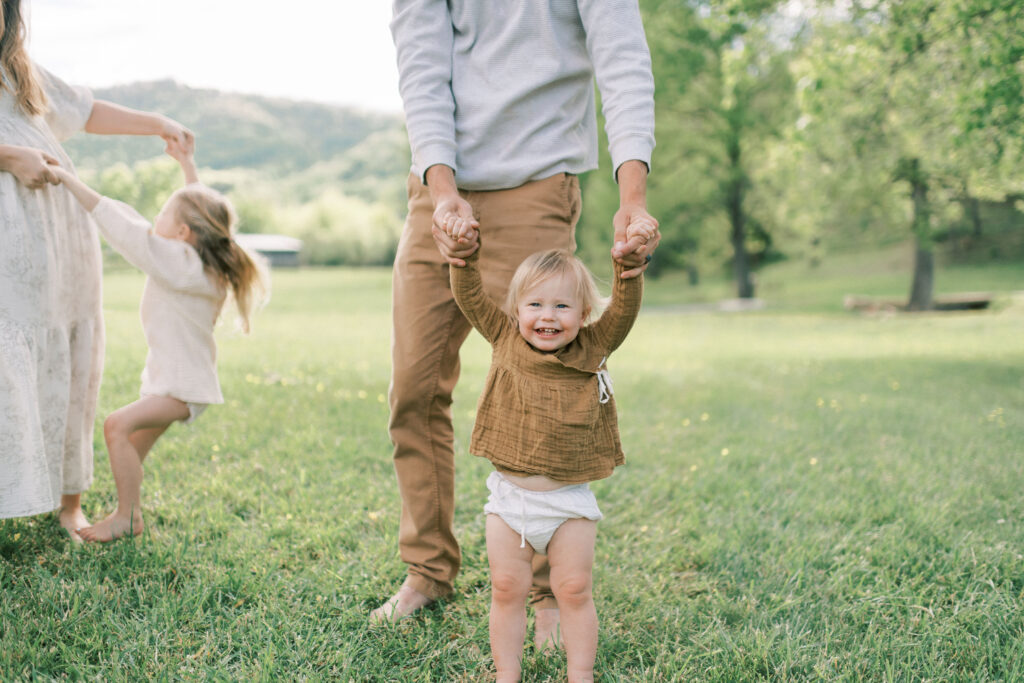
[483,471,603,555]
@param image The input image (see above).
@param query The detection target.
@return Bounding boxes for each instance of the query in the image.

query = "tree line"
[575,0,1023,308]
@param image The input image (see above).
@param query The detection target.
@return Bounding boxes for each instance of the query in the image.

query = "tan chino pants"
[388,172,581,604]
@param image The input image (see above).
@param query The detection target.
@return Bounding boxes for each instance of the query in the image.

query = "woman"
[0,0,193,538]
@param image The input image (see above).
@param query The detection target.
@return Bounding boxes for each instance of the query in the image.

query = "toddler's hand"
[625,217,657,244]
[441,212,478,244]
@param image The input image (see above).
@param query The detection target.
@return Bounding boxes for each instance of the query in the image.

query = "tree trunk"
[726,134,755,299]
[906,159,934,311]
[966,195,982,237]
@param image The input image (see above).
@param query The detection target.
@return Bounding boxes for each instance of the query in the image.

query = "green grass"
[2,258,1023,681]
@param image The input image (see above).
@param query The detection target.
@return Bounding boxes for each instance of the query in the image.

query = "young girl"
[446,218,652,683]
[51,139,267,543]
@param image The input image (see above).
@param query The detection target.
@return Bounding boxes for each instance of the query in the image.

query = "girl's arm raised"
[587,260,644,353]
[449,239,508,344]
[51,165,101,212]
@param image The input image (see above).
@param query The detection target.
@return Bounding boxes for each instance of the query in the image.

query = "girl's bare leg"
[486,514,535,683]
[547,519,598,683]
[78,396,187,542]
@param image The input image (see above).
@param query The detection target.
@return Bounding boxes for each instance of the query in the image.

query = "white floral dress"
[0,65,102,518]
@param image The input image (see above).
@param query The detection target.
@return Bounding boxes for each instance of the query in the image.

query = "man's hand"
[611,161,660,279]
[1,145,60,190]
[426,164,480,266]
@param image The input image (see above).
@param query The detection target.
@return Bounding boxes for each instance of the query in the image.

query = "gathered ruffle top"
[451,251,643,483]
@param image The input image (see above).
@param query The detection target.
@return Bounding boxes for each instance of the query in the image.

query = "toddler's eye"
[556,303,569,309]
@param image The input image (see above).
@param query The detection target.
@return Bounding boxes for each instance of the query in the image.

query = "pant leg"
[389,172,581,601]
[389,174,470,599]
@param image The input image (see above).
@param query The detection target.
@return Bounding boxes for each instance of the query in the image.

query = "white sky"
[26,0,403,113]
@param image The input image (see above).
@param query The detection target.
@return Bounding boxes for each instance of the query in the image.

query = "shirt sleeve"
[35,64,94,143]
[90,197,219,296]
[390,0,458,182]
[450,251,509,345]
[578,0,656,177]
[587,261,644,353]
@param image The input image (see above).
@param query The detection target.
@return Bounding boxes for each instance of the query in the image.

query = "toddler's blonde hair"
[505,249,604,325]
[171,185,268,333]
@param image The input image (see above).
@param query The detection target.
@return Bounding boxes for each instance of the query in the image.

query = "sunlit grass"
[2,260,1022,680]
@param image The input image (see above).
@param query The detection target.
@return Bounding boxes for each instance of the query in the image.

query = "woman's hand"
[159,116,194,153]
[0,145,60,189]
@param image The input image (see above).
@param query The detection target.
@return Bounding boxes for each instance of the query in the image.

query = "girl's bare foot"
[369,581,434,624]
[58,504,90,544]
[77,512,144,542]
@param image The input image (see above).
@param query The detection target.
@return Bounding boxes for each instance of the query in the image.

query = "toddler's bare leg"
[487,514,535,683]
[548,518,598,683]
[78,396,185,542]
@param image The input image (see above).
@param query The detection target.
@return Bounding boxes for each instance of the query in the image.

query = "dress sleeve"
[587,261,644,353]
[578,0,656,177]
[35,64,94,143]
[450,252,508,345]
[90,198,219,296]
[390,0,458,181]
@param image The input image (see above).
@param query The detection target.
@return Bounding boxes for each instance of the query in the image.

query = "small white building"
[235,234,303,268]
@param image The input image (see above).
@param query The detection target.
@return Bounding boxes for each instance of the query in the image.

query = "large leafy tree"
[797,0,1024,309]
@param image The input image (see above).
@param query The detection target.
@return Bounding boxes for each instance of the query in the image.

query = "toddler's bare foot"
[369,581,434,624]
[58,506,90,544]
[533,607,562,652]
[77,512,144,543]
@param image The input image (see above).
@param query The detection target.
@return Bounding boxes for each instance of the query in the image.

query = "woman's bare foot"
[58,501,90,544]
[77,512,144,542]
[533,608,562,652]
[369,581,435,624]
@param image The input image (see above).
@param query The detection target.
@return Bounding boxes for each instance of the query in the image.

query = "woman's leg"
[78,396,187,542]
[547,519,598,683]
[487,513,535,683]
[58,494,90,542]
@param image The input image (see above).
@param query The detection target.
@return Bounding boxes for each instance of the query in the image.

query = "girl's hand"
[159,117,194,153]
[625,217,658,243]
[2,145,60,189]
[440,211,478,243]
[164,136,193,163]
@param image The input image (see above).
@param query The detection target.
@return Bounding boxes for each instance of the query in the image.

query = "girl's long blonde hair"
[173,185,268,333]
[1,0,47,116]
[505,249,605,325]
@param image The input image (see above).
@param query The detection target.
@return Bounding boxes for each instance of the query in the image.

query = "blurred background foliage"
[65,0,1024,306]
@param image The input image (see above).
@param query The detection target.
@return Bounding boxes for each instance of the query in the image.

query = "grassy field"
[1,255,1023,681]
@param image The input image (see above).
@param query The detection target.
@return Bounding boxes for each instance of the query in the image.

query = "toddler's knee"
[491,572,531,605]
[552,574,592,609]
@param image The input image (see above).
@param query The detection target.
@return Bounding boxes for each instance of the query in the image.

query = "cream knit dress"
[90,198,226,405]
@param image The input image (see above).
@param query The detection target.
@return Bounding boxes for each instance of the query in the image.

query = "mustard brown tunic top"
[451,252,643,483]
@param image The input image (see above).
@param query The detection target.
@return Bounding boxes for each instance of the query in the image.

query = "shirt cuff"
[414,141,458,184]
[610,135,655,181]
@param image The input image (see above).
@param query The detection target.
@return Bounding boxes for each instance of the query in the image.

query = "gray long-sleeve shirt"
[390,0,656,191]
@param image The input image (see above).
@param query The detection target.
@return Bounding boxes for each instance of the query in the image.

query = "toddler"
[446,217,651,683]
[52,139,267,542]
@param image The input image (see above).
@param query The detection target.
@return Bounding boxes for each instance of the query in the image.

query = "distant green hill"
[63,80,408,175]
